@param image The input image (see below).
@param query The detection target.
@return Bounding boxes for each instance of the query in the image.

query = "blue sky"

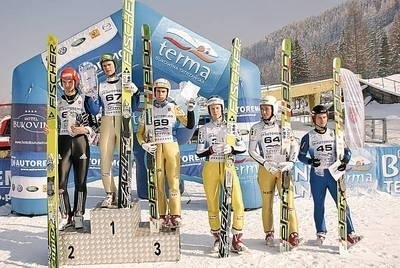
[0,0,341,103]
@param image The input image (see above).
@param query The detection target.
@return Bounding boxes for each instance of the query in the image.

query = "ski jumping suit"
[298,128,355,235]
[248,119,299,234]
[196,120,246,232]
[86,78,138,195]
[137,100,194,217]
[58,92,98,217]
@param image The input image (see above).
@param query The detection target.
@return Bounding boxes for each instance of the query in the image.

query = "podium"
[58,201,180,265]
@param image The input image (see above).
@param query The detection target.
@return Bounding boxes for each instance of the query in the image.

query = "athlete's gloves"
[125,82,138,95]
[279,161,294,172]
[337,161,347,171]
[187,98,196,112]
[211,143,224,154]
[309,158,321,167]
[223,145,232,155]
[263,161,279,174]
[142,142,157,155]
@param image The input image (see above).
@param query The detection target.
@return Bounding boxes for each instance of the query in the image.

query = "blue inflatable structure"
[11,2,262,215]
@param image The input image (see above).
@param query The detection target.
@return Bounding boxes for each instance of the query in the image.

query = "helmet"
[260,95,277,115]
[100,53,118,70]
[311,104,328,116]
[154,78,171,91]
[60,67,79,87]
[311,104,329,126]
[206,95,224,115]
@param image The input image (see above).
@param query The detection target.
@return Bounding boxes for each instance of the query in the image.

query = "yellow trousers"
[156,142,181,216]
[202,161,244,231]
[99,116,121,193]
[257,166,298,234]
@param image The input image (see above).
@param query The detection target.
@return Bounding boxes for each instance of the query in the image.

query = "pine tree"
[292,39,311,84]
[377,32,391,77]
[388,14,400,74]
[339,0,369,76]
[365,21,380,78]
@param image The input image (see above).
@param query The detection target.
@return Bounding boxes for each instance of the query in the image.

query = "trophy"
[78,61,98,99]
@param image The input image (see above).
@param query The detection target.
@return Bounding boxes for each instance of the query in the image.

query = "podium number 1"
[110,221,115,235]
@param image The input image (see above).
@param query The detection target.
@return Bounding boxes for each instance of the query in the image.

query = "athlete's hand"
[43,125,49,135]
[126,82,138,95]
[263,161,279,174]
[223,145,232,155]
[186,98,196,112]
[309,158,321,167]
[337,161,347,171]
[71,125,88,135]
[279,161,294,172]
[142,142,157,155]
[212,143,224,154]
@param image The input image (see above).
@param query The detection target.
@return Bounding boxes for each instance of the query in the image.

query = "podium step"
[58,201,180,265]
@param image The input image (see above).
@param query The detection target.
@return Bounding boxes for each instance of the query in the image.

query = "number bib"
[250,121,283,162]
[58,95,86,136]
[99,81,122,116]
[309,129,336,170]
[153,102,177,143]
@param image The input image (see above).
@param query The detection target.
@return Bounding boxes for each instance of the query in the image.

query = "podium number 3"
[154,242,161,255]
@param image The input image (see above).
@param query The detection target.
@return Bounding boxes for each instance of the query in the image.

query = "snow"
[1,78,400,267]
[362,74,400,95]
[1,177,400,267]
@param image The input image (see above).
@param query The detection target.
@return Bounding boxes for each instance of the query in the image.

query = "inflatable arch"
[11,2,261,215]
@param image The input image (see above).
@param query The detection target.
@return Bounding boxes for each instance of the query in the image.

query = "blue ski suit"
[298,128,356,235]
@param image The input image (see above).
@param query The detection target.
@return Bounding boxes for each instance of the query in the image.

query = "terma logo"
[156,27,219,83]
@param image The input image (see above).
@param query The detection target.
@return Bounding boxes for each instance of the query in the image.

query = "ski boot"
[347,232,362,246]
[59,214,72,231]
[265,231,274,246]
[316,232,326,246]
[169,215,182,229]
[160,215,170,229]
[231,229,248,253]
[100,192,117,208]
[289,232,302,248]
[211,230,220,252]
[74,215,84,229]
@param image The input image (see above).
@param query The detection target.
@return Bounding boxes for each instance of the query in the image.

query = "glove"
[279,161,294,172]
[186,98,196,112]
[142,142,157,155]
[263,161,279,173]
[309,158,321,167]
[223,145,232,155]
[211,143,224,154]
[126,82,138,95]
[337,161,347,171]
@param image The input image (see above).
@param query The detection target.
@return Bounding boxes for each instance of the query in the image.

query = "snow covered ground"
[363,74,400,95]
[0,176,400,268]
[1,88,400,267]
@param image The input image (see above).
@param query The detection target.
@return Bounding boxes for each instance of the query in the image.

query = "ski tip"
[282,38,292,50]
[333,57,341,67]
[142,23,150,32]
[232,37,240,43]
[47,35,58,46]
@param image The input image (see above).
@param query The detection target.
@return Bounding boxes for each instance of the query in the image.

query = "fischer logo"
[155,28,218,83]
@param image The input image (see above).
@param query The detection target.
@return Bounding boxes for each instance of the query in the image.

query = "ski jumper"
[298,128,355,235]
[137,100,194,217]
[248,119,299,234]
[58,92,97,217]
[196,120,246,232]
[86,78,138,195]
